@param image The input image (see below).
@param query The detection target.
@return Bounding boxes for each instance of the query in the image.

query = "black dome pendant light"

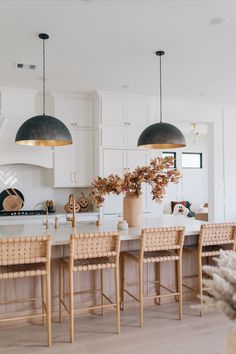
[137,51,186,149]
[15,33,72,146]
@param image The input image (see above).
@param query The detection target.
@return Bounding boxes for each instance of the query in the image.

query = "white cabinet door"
[72,130,94,186]
[103,149,126,214]
[101,97,125,125]
[54,130,94,187]
[54,145,73,186]
[74,98,94,128]
[54,96,94,128]
[126,126,144,148]
[126,98,150,126]
[54,97,74,126]
[101,126,126,147]
[101,125,144,148]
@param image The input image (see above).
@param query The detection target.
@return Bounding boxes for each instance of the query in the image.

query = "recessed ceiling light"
[209,17,229,26]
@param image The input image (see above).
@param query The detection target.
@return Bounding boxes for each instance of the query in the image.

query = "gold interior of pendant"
[138,143,186,149]
[16,140,72,147]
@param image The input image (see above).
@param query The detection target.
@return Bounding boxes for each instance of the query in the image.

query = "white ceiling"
[0,0,236,104]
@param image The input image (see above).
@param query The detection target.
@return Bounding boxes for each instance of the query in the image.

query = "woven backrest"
[200,223,236,247]
[70,231,120,260]
[141,227,185,252]
[0,236,51,266]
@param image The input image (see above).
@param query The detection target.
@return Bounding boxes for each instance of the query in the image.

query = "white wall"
[222,106,236,221]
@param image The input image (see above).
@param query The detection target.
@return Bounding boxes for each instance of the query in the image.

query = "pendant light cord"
[43,37,46,115]
[159,54,162,123]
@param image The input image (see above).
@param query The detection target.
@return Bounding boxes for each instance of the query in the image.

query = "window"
[182,152,202,169]
[162,152,176,168]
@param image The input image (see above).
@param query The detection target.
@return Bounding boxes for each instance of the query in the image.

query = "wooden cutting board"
[0,189,24,211]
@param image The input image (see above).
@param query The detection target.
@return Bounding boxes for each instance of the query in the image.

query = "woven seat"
[59,231,120,343]
[0,236,51,346]
[62,257,116,272]
[183,223,236,316]
[0,262,46,279]
[124,250,180,263]
[121,227,185,327]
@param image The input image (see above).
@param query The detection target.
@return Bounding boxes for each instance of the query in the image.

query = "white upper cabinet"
[101,97,125,125]
[101,125,144,148]
[126,98,150,126]
[54,129,94,187]
[99,94,153,148]
[101,126,126,147]
[54,96,74,126]
[100,95,151,127]
[74,99,93,128]
[54,94,94,128]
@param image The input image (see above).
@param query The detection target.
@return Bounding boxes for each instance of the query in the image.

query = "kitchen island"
[0,215,205,326]
[0,215,205,244]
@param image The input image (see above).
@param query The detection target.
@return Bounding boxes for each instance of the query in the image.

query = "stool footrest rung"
[0,312,46,323]
[74,303,116,314]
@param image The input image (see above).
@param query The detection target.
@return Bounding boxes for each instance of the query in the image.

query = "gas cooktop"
[0,210,55,216]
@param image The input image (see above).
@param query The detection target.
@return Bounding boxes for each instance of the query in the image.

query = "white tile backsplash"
[0,164,92,212]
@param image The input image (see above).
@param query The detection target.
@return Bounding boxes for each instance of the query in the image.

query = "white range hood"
[0,143,53,169]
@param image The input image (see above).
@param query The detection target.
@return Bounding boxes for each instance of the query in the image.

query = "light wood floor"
[0,302,231,354]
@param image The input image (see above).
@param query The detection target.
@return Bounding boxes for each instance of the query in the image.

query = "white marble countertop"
[0,211,99,225]
[0,215,206,246]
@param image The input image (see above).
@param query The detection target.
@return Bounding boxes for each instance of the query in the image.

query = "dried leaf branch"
[91,156,182,207]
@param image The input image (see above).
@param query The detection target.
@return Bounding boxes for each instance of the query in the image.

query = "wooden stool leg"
[121,254,125,311]
[114,266,120,334]
[100,269,104,316]
[41,275,46,326]
[138,261,144,327]
[175,260,179,302]
[198,255,203,317]
[155,262,161,305]
[177,259,183,320]
[46,268,52,347]
[59,261,63,323]
[69,268,74,343]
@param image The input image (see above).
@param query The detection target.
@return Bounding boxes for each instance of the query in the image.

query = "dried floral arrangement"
[201,250,236,320]
[91,156,182,207]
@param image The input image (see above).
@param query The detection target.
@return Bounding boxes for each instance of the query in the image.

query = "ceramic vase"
[123,192,142,227]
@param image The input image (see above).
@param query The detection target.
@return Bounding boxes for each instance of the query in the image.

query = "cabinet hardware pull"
[70,172,74,183]
[74,172,78,183]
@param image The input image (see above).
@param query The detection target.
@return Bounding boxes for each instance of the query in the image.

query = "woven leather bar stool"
[0,236,51,346]
[59,231,120,343]
[121,226,185,327]
[184,223,236,316]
